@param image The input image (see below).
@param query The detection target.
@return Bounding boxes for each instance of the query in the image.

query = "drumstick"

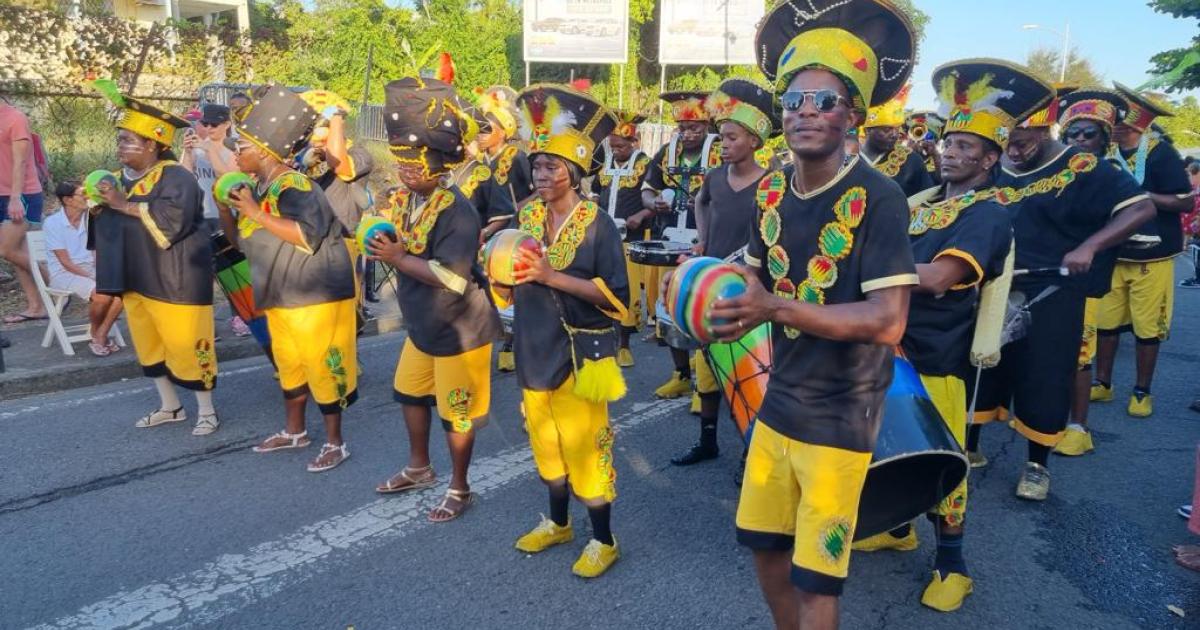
[1012,266,1068,277]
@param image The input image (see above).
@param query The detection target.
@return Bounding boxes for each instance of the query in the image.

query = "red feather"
[435,52,455,85]
[570,78,591,92]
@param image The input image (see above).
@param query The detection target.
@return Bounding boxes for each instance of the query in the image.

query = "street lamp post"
[1022,22,1071,83]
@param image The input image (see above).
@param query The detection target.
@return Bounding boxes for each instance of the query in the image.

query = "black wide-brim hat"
[659,90,712,123]
[755,0,915,107]
[384,77,476,176]
[235,85,319,162]
[1059,88,1127,133]
[706,78,781,140]
[932,59,1055,126]
[1113,81,1174,132]
[517,84,617,174]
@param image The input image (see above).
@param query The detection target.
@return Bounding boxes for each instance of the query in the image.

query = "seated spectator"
[45,181,123,356]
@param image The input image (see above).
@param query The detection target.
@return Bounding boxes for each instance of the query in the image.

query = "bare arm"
[366,233,451,291]
[51,250,93,278]
[7,137,29,220]
[229,189,309,249]
[1062,198,1156,274]
[709,266,911,345]
[516,248,613,309]
[914,256,974,296]
[325,115,354,180]
[1148,191,1194,214]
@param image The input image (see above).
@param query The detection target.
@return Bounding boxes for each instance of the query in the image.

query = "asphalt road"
[4,271,1200,630]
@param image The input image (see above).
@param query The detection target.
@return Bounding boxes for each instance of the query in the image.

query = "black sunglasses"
[200,121,225,127]
[1065,127,1101,141]
[780,89,851,113]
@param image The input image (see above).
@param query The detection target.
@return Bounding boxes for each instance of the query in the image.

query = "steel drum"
[498,304,514,335]
[628,240,691,267]
[655,302,698,351]
[853,356,970,540]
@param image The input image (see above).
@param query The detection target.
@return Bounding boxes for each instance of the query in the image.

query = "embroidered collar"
[867,142,912,178]
[519,197,598,270]
[995,152,1099,206]
[393,185,457,255]
[909,187,996,235]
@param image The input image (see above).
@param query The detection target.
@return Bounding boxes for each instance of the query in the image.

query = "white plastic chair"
[25,230,126,356]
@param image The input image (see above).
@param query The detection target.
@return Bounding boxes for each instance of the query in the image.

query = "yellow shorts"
[522,375,616,505]
[123,292,216,391]
[735,421,872,596]
[919,374,968,527]
[642,264,665,321]
[619,245,642,329]
[393,339,493,433]
[1079,298,1098,368]
[267,298,358,413]
[1097,259,1174,341]
[694,349,719,394]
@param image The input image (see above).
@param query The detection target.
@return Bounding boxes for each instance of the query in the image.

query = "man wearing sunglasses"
[1090,85,1195,419]
[971,86,1154,502]
[709,2,919,627]
[861,86,934,197]
[1047,89,1128,457]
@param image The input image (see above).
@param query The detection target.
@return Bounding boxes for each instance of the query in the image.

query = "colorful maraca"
[213,172,255,207]
[355,215,398,254]
[482,228,542,286]
[82,170,121,206]
[666,256,748,345]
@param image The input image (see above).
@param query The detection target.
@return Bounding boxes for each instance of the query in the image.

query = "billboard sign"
[658,0,763,66]
[523,0,630,64]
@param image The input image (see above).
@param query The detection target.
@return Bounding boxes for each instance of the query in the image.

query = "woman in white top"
[45,181,123,356]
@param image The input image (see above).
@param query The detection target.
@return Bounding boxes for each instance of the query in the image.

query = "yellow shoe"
[617,347,635,368]
[1053,426,1094,456]
[690,391,701,415]
[572,537,620,578]
[851,527,919,552]
[497,350,515,373]
[921,571,974,612]
[654,371,692,399]
[1015,462,1050,501]
[1128,392,1153,418]
[1090,382,1112,402]
[515,515,574,553]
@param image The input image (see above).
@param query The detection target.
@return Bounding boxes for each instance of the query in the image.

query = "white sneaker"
[192,413,220,436]
[135,407,187,428]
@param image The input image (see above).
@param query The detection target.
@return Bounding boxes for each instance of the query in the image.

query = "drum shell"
[655,302,698,351]
[853,357,969,540]
[628,240,691,266]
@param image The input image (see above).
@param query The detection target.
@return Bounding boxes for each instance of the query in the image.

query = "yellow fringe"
[573,357,627,403]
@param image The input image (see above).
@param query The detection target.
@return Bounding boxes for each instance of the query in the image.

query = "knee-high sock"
[195,390,215,416]
[154,376,181,411]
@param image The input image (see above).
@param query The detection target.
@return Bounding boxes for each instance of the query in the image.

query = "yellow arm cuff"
[429,260,468,295]
[136,202,170,250]
[934,248,985,290]
[592,277,629,321]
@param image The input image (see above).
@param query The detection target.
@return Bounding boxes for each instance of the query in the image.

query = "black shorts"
[973,284,1086,447]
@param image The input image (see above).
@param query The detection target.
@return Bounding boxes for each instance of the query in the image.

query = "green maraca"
[213,172,255,207]
[83,170,121,206]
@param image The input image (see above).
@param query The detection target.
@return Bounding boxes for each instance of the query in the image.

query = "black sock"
[1028,442,1050,467]
[933,528,968,577]
[548,483,570,527]
[1095,378,1110,388]
[587,503,614,545]
[1134,386,1151,396]
[699,418,718,450]
[966,424,981,453]
[671,350,690,379]
[889,523,912,539]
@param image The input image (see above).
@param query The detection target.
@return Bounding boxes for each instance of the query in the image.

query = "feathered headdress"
[516,84,617,172]
[932,60,1053,149]
[660,91,710,123]
[612,110,647,139]
[473,85,519,137]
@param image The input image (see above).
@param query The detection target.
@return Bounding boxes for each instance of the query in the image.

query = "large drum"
[628,240,691,267]
[665,255,968,541]
[211,231,272,357]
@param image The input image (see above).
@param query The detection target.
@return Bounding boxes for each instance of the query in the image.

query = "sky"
[907,0,1198,110]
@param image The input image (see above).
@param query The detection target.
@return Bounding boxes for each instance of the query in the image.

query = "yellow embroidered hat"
[1020,83,1076,128]
[1113,82,1174,132]
[755,0,915,110]
[517,84,618,173]
[706,78,780,142]
[612,110,647,139]
[90,79,191,146]
[660,91,712,123]
[1058,88,1126,135]
[864,83,910,128]
[475,85,520,137]
[933,59,1054,149]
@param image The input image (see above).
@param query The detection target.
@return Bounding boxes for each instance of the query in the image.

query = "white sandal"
[307,443,350,473]
[135,406,186,428]
[192,413,220,436]
[252,431,311,453]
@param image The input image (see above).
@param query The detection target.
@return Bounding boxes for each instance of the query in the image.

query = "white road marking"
[31,398,686,630]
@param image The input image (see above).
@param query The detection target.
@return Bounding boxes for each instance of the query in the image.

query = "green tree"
[1151,94,1200,144]
[1147,0,1200,91]
[1026,46,1103,86]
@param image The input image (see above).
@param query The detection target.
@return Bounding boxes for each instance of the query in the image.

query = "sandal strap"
[445,487,472,499]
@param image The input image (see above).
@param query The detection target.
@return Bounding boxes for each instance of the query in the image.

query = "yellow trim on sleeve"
[336,151,357,182]
[1178,192,1195,199]
[861,273,920,293]
[934,248,984,290]
[136,202,171,249]
[429,260,468,295]
[1111,193,1150,215]
[592,277,630,321]
[744,254,762,268]
[490,285,512,309]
